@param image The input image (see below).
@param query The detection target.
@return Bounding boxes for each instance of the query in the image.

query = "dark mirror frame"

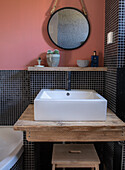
[47,7,90,50]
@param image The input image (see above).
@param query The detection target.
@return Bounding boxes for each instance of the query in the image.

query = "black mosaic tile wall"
[29,71,66,103]
[0,70,29,125]
[23,132,35,170]
[34,142,53,170]
[104,0,119,111]
[104,0,125,169]
[103,142,115,170]
[122,143,125,170]
[104,68,117,113]
[103,142,123,170]
[113,142,123,170]
[118,0,125,68]
[118,1,125,169]
[29,71,104,102]
[104,0,119,68]
[71,71,104,95]
[117,69,125,121]
[117,68,125,170]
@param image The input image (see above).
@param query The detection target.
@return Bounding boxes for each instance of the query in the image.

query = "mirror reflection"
[47,7,90,50]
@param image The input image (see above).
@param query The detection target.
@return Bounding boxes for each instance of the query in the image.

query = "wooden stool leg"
[95,164,99,170]
[52,164,55,170]
[92,168,94,170]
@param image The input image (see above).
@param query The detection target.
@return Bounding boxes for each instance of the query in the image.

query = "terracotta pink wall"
[0,0,105,70]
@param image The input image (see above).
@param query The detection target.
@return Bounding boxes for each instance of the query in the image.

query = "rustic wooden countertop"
[14,104,125,142]
[28,67,107,72]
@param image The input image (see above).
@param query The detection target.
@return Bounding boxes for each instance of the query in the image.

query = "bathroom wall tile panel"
[119,1,125,169]
[104,0,119,68]
[30,71,104,103]
[0,70,29,125]
[122,143,125,170]
[23,132,35,170]
[103,142,115,170]
[118,0,125,68]
[113,142,122,170]
[104,68,117,113]
[105,0,125,68]
[104,0,122,170]
[34,142,53,170]
[103,142,122,170]
[94,143,104,170]
[116,68,125,121]
[71,71,104,95]
[29,71,66,103]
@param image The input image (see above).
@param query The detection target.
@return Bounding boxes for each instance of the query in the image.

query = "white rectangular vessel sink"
[34,89,107,121]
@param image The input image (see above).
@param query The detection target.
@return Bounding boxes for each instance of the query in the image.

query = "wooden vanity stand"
[14,104,125,142]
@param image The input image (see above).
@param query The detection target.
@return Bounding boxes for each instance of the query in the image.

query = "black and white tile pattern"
[0,70,29,125]
[105,0,125,169]
[29,71,66,103]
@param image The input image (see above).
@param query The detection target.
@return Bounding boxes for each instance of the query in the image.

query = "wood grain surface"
[28,67,107,72]
[52,144,100,169]
[14,104,125,142]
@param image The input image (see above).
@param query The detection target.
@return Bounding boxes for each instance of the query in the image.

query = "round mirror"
[47,7,90,50]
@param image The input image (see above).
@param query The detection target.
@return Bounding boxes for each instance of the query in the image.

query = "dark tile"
[0,70,30,125]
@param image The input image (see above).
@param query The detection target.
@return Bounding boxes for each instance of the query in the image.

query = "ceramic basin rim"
[34,89,107,102]
[34,99,106,102]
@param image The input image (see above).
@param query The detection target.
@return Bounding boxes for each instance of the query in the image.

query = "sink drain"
[66,92,70,96]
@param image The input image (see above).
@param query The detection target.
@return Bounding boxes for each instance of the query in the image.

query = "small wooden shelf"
[28,67,107,72]
[14,104,125,142]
